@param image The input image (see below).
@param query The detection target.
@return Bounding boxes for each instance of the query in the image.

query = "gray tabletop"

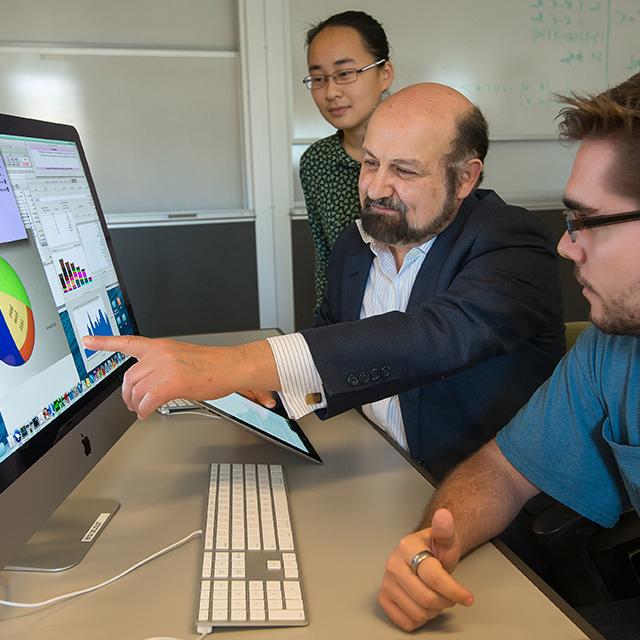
[0,330,596,639]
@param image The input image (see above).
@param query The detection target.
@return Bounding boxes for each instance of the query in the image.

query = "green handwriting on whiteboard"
[527,0,610,84]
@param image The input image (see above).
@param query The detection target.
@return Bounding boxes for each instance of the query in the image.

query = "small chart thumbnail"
[51,246,93,295]
[71,297,113,359]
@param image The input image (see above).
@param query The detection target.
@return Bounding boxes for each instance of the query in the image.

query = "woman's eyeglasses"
[302,59,387,91]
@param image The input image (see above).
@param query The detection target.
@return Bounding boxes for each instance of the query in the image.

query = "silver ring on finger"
[410,549,435,575]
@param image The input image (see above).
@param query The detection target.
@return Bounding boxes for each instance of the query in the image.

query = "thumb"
[430,508,461,572]
[240,389,277,408]
[253,390,276,408]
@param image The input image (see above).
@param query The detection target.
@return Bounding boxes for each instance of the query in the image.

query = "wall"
[109,221,260,337]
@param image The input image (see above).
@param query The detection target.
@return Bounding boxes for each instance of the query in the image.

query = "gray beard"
[360,194,458,245]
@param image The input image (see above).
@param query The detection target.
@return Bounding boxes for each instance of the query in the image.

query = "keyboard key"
[231,580,246,592]
[283,581,302,600]
[282,553,297,568]
[269,610,305,621]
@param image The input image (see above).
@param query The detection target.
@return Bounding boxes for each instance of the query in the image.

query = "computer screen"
[0,114,138,570]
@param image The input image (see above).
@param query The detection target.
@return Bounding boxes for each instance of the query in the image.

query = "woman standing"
[300,11,393,315]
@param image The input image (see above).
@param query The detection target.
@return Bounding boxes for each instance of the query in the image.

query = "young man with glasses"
[378,72,640,637]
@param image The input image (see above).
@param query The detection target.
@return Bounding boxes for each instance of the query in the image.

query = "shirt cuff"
[266,333,326,419]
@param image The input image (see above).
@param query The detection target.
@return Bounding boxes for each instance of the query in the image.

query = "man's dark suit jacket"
[300,189,566,480]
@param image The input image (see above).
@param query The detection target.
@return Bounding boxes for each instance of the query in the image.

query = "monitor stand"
[5,498,119,572]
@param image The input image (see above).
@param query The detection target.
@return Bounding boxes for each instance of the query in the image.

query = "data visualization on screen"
[0,133,134,466]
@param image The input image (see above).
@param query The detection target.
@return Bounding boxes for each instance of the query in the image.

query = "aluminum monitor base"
[4,498,119,572]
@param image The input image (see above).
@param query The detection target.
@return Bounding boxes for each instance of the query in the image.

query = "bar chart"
[52,247,93,294]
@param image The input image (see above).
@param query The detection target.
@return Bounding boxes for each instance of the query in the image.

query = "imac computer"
[0,113,138,571]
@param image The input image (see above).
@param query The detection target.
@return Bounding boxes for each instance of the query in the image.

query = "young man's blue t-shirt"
[496,325,640,527]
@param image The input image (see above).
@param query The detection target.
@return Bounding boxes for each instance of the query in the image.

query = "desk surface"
[0,330,597,639]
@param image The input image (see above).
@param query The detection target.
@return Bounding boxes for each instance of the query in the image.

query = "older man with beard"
[84,83,565,480]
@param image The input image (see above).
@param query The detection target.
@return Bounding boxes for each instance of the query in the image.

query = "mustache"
[361,196,408,216]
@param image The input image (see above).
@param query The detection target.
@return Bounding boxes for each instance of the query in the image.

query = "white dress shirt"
[267,221,436,450]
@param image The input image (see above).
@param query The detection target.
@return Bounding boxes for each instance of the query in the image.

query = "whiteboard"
[291,0,640,140]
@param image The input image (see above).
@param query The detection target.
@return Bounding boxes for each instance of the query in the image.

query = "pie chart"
[0,257,35,367]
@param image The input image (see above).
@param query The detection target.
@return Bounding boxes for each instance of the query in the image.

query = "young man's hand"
[378,508,473,631]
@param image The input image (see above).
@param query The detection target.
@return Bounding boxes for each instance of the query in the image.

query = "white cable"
[145,634,208,640]
[0,529,202,610]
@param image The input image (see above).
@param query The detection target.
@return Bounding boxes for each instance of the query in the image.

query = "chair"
[565,320,591,350]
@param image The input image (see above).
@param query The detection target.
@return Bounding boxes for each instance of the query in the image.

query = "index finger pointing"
[82,334,150,358]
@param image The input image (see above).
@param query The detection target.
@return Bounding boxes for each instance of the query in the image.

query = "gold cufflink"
[305,392,322,405]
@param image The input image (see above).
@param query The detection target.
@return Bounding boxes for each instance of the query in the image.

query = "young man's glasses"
[564,208,640,243]
[303,59,387,91]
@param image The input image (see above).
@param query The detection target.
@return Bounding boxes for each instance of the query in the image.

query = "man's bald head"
[374,83,474,132]
[367,83,488,186]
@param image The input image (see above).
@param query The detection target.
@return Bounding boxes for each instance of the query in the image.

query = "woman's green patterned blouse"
[299,133,361,316]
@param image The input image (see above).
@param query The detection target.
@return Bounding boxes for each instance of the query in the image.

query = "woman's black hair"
[305,10,389,61]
